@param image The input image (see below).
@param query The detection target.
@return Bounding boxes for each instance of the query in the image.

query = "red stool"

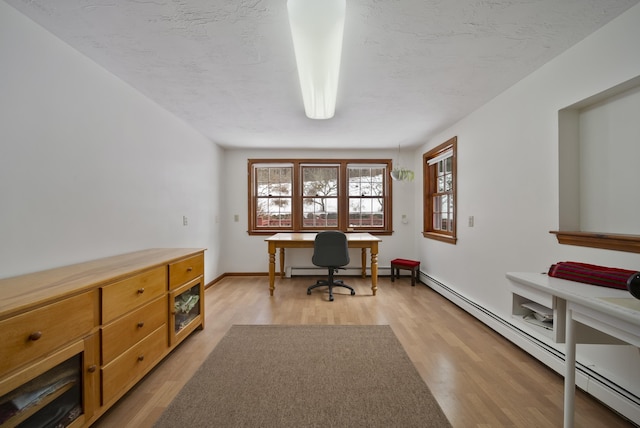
[390,259,421,286]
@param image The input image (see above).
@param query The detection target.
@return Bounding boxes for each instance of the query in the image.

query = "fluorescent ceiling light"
[287,0,346,120]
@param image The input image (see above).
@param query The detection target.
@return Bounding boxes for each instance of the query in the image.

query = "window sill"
[550,231,640,253]
[422,232,457,244]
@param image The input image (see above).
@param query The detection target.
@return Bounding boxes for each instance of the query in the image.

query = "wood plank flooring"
[93,275,635,428]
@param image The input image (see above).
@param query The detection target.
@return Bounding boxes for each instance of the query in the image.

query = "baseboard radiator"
[421,272,640,425]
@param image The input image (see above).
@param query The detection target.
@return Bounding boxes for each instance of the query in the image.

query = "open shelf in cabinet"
[0,335,98,428]
[169,277,204,347]
[508,274,566,343]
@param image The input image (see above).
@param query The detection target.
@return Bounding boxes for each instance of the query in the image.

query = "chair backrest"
[312,231,350,268]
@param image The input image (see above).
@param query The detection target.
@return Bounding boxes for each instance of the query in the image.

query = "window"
[302,165,339,228]
[254,165,293,229]
[249,159,392,235]
[423,137,457,244]
[348,165,386,229]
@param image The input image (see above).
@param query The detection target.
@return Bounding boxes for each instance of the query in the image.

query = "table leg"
[370,242,378,296]
[268,242,276,296]
[564,305,576,428]
[361,249,366,278]
[279,248,285,278]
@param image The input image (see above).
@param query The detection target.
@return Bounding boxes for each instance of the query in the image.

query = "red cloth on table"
[547,261,636,290]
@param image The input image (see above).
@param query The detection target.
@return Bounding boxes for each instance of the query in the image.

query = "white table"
[506,272,640,427]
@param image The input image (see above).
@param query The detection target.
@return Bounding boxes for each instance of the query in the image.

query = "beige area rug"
[154,325,451,427]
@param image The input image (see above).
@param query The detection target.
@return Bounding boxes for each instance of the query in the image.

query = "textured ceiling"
[5,0,638,149]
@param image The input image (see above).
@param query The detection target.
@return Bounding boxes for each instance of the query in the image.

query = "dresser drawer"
[169,253,204,290]
[101,325,167,405]
[101,266,166,324]
[0,291,97,377]
[101,295,168,365]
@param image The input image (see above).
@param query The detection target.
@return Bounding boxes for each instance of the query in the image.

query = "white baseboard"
[421,272,640,425]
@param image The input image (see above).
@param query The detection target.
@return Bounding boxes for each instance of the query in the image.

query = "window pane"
[302,196,338,227]
[444,172,452,192]
[432,195,441,230]
[256,197,292,228]
[348,167,384,197]
[302,167,338,196]
[441,194,448,213]
[348,197,384,227]
[256,167,292,196]
[445,157,452,173]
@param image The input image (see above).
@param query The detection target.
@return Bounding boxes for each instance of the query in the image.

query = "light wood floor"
[94,275,634,428]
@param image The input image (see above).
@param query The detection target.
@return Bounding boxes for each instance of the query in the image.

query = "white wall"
[416,2,640,404]
[220,148,419,274]
[0,1,223,282]
[578,86,640,234]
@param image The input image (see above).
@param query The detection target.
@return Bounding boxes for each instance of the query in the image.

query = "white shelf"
[510,277,565,343]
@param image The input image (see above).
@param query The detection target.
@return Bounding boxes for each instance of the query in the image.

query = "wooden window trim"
[423,137,457,244]
[248,159,393,235]
[549,231,640,253]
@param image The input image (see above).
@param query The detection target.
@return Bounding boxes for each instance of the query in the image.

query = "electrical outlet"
[183,216,188,226]
[468,216,474,227]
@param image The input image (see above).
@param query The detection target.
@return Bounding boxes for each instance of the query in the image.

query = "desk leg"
[279,248,285,279]
[564,306,576,428]
[268,242,276,296]
[361,249,367,278]
[370,243,378,296]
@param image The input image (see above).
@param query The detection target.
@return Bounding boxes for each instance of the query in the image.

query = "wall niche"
[552,75,640,253]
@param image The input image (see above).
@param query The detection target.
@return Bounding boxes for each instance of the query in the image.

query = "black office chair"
[307,231,355,301]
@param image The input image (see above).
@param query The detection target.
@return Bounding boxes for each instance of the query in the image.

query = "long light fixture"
[287,0,346,120]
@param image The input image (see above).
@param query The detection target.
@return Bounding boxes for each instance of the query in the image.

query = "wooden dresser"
[0,248,205,427]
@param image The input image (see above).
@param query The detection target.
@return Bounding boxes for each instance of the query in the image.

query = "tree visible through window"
[249,159,392,235]
[302,165,339,228]
[423,137,457,244]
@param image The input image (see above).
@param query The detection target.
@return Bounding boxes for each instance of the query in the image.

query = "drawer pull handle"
[28,331,42,341]
[137,321,145,328]
[187,267,193,272]
[138,355,145,362]
[137,288,145,294]
[87,365,97,373]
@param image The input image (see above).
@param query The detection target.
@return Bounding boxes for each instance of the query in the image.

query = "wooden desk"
[265,233,382,296]
[506,272,640,427]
